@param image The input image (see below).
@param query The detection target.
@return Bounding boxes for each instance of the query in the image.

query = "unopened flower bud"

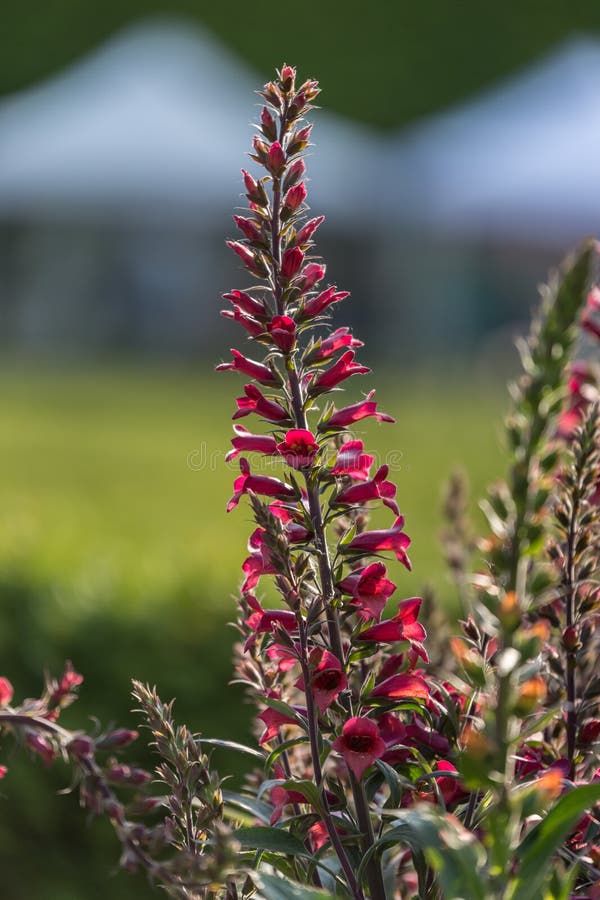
[562,625,579,652]
[288,124,312,155]
[514,676,547,716]
[233,215,262,242]
[260,106,277,141]
[280,65,295,92]
[97,728,138,750]
[68,736,95,758]
[283,158,306,191]
[241,169,268,206]
[267,141,286,175]
[283,182,307,213]
[281,247,304,279]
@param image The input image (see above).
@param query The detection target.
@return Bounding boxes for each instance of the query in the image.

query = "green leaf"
[254,872,330,899]
[359,805,487,900]
[261,695,306,729]
[373,758,403,808]
[265,737,309,772]
[235,826,311,859]
[222,790,273,826]
[200,738,265,760]
[509,781,600,900]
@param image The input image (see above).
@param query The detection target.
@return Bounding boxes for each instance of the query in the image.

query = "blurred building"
[1,23,599,361]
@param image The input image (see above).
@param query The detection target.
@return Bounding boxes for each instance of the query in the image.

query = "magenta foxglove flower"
[295,215,324,246]
[258,692,298,746]
[268,316,296,352]
[297,262,326,293]
[277,429,320,469]
[226,426,279,462]
[345,516,412,569]
[227,458,296,512]
[245,595,297,638]
[307,327,363,362]
[334,465,399,514]
[311,351,370,393]
[0,677,13,706]
[217,349,280,386]
[370,673,429,702]
[297,649,348,713]
[331,439,374,481]
[222,289,266,319]
[233,384,290,423]
[301,285,349,319]
[321,391,395,430]
[331,716,386,780]
[357,598,425,644]
[337,562,396,621]
[241,528,276,594]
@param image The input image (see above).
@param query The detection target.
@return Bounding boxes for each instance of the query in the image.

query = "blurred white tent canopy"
[385,36,600,244]
[0,18,381,226]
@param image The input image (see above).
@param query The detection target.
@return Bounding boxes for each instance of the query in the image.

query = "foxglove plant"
[4,64,600,900]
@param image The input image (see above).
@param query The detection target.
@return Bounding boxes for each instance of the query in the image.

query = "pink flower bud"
[260,106,277,141]
[283,158,306,191]
[0,765,7,779]
[241,169,267,206]
[280,65,296,91]
[562,625,579,651]
[267,141,286,175]
[97,728,138,750]
[288,124,312,155]
[26,732,56,766]
[283,182,307,213]
[581,720,600,743]
[252,135,269,162]
[68,736,95,758]
[281,247,304,279]
[233,215,262,242]
[0,678,14,706]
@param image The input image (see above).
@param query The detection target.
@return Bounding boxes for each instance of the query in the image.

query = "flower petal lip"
[277,429,320,469]
[331,439,374,481]
[331,716,386,780]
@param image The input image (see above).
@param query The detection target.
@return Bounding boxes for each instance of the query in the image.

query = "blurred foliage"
[3,1,600,129]
[0,364,506,898]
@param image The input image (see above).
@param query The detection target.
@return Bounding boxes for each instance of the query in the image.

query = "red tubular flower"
[281,247,304,279]
[226,425,279,462]
[337,562,396,621]
[370,673,429,702]
[216,349,280,386]
[226,240,266,277]
[277,429,320,468]
[233,215,262,242]
[228,458,297,512]
[358,598,425,644]
[222,289,266,319]
[233,385,290,423]
[308,327,363,362]
[267,315,296,352]
[331,439,374,481]
[0,678,14,706]
[297,262,326,293]
[301,285,349,319]
[258,692,298,746]
[334,465,399,514]
[221,307,264,337]
[283,182,307,212]
[331,717,386,780]
[311,351,370,393]
[245,595,297,638]
[345,516,412,569]
[320,391,395,430]
[297,649,348,713]
[241,528,276,594]
[295,215,324,246]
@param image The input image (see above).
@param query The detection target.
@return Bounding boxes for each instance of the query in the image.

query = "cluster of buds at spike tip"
[218,66,438,894]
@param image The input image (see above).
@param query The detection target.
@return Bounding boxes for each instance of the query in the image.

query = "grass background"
[0,362,507,898]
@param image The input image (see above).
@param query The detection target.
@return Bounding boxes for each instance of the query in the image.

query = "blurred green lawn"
[0,362,507,899]
[0,363,507,602]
